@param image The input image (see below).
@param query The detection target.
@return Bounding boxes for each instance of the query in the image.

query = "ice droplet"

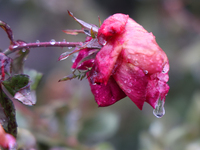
[144,70,148,74]
[13,45,18,49]
[153,99,165,118]
[127,89,131,93]
[50,39,56,45]
[36,40,40,46]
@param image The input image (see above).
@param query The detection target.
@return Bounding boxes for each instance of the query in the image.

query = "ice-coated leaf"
[12,48,30,74]
[14,86,36,106]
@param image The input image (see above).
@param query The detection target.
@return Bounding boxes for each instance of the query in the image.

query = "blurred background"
[0,0,200,150]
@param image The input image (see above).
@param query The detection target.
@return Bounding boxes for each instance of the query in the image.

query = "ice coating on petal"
[88,69,126,106]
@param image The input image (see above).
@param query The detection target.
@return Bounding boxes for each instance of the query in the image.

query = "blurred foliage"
[0,0,200,150]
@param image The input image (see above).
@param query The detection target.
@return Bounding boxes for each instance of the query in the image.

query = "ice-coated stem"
[3,41,83,56]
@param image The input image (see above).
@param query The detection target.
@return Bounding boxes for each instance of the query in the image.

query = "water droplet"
[13,45,18,49]
[96,90,99,94]
[22,43,27,46]
[127,89,132,93]
[124,80,127,83]
[153,98,165,118]
[36,40,40,46]
[63,39,66,42]
[129,83,133,87]
[68,47,72,49]
[102,40,107,46]
[50,39,56,45]
[22,49,26,52]
[144,70,148,74]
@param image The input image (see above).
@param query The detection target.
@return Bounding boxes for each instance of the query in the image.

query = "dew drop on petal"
[50,39,56,45]
[153,98,165,118]
[127,89,132,93]
[144,70,148,74]
[129,82,132,87]
[22,49,26,52]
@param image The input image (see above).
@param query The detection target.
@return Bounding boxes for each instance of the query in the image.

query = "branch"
[3,41,83,55]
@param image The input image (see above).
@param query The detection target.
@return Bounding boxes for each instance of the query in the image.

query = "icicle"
[153,98,165,118]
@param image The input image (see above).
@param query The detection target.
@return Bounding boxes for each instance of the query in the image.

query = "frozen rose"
[66,12,169,114]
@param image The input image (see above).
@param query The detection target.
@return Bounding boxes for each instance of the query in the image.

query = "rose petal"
[88,69,126,106]
[113,62,148,110]
[93,39,123,85]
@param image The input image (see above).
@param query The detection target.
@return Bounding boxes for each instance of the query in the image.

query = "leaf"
[0,20,15,45]
[12,48,30,74]
[68,11,99,34]
[2,74,29,96]
[0,85,17,138]
[2,74,36,106]
[14,85,36,106]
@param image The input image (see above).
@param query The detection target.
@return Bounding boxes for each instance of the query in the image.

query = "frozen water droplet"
[13,45,18,49]
[153,99,165,118]
[102,40,107,46]
[127,89,131,93]
[36,40,40,46]
[144,70,148,74]
[50,39,56,45]
[22,43,27,46]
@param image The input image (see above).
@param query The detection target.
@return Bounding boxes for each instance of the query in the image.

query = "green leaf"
[0,85,17,138]
[2,74,29,96]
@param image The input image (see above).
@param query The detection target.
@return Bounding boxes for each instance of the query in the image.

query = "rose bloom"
[70,13,169,114]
